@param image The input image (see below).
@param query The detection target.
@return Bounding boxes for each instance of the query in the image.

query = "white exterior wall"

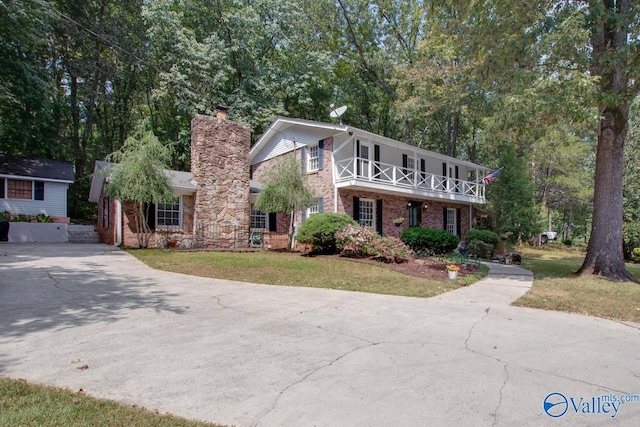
[1,181,69,217]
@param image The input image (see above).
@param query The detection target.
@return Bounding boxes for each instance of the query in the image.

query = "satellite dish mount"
[330,104,348,125]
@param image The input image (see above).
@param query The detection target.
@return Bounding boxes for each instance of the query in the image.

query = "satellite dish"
[330,104,348,124]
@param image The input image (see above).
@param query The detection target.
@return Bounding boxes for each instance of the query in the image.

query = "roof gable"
[0,154,74,182]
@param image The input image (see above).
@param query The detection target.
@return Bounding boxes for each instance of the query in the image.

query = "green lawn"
[0,376,222,427]
[130,249,487,298]
[513,246,640,323]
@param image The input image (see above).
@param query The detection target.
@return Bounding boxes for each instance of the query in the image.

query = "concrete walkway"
[1,244,639,426]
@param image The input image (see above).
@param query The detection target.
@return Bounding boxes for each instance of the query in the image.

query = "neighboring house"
[90,111,489,248]
[250,117,488,241]
[0,153,74,223]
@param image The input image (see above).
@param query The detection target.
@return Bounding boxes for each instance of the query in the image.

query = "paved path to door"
[1,244,639,426]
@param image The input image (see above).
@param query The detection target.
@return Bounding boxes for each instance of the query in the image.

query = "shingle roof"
[0,154,74,182]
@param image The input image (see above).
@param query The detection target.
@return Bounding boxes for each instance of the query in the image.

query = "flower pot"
[447,270,458,280]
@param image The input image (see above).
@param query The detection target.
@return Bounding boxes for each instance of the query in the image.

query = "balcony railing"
[335,157,485,201]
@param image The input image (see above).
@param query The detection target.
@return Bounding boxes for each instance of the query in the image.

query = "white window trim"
[250,203,268,231]
[446,208,456,235]
[4,178,38,200]
[306,198,321,218]
[307,144,320,172]
[359,198,376,229]
[156,196,182,230]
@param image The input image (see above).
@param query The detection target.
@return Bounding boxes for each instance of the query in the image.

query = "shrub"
[400,227,459,255]
[563,239,573,246]
[296,213,357,254]
[336,223,376,257]
[633,248,640,262]
[35,213,53,223]
[0,211,9,221]
[10,214,31,222]
[467,229,499,246]
[337,224,411,263]
[469,241,494,259]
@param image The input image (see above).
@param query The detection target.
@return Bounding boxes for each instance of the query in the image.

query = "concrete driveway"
[1,244,639,426]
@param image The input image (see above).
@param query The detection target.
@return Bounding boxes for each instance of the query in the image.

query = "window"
[406,156,415,182]
[34,181,44,200]
[250,203,267,230]
[307,144,319,172]
[359,199,375,228]
[306,197,323,219]
[7,179,32,199]
[156,197,181,228]
[446,208,456,234]
[408,201,421,227]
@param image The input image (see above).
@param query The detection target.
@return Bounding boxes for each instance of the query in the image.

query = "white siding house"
[0,154,74,222]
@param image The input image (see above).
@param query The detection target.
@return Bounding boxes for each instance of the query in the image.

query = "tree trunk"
[578,0,637,282]
[578,106,636,281]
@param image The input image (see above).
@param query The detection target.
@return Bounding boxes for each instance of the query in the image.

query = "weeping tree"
[104,121,175,248]
[254,155,316,250]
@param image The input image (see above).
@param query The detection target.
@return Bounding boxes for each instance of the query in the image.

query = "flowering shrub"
[337,224,412,263]
[336,224,376,257]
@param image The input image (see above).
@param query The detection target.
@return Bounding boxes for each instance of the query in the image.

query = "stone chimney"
[191,114,251,249]
[216,105,228,120]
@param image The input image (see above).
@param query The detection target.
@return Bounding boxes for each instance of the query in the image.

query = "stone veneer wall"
[191,114,251,249]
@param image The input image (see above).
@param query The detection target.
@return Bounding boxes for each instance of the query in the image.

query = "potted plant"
[393,217,405,227]
[446,263,461,280]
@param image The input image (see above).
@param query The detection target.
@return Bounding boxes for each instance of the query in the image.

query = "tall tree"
[577,0,640,281]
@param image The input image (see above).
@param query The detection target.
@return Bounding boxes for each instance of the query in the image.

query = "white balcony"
[334,157,486,204]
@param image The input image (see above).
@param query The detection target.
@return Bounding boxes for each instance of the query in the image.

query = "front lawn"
[130,250,487,298]
[513,246,640,323]
[0,376,221,427]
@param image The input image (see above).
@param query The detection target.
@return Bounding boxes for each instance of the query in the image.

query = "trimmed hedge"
[296,213,357,254]
[467,229,499,246]
[400,227,459,255]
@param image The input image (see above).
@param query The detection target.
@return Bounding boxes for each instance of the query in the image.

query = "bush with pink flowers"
[336,224,412,263]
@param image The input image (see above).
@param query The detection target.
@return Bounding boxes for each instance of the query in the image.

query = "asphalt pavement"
[1,243,639,426]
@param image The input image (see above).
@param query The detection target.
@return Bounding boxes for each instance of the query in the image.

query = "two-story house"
[91,112,489,248]
[250,117,488,241]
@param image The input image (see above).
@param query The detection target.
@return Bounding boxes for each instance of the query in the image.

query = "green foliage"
[487,145,539,243]
[623,101,640,260]
[105,121,175,248]
[296,213,357,254]
[35,213,53,223]
[255,155,316,250]
[10,214,30,222]
[563,239,573,246]
[400,227,459,256]
[0,211,9,221]
[467,229,499,246]
[468,241,494,259]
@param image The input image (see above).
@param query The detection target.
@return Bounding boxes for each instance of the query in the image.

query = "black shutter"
[442,162,447,177]
[420,159,426,173]
[457,209,461,237]
[34,181,44,200]
[318,140,324,170]
[146,203,156,231]
[269,212,277,232]
[417,202,422,225]
[443,208,447,230]
[455,166,459,180]
[376,199,383,235]
[356,140,361,175]
[374,144,380,177]
[353,196,360,222]
[318,197,324,213]
[0,178,5,198]
[301,146,307,173]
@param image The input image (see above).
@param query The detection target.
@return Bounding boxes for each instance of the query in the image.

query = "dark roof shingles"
[0,154,74,182]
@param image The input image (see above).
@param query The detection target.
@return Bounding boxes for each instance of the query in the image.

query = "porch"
[334,157,486,204]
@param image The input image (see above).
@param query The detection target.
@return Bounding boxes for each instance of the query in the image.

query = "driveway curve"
[1,243,639,426]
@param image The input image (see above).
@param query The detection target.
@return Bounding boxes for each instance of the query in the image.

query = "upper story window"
[1,179,45,201]
[156,197,181,228]
[307,144,320,172]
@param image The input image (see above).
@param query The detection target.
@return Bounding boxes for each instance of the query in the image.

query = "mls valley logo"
[543,392,628,419]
